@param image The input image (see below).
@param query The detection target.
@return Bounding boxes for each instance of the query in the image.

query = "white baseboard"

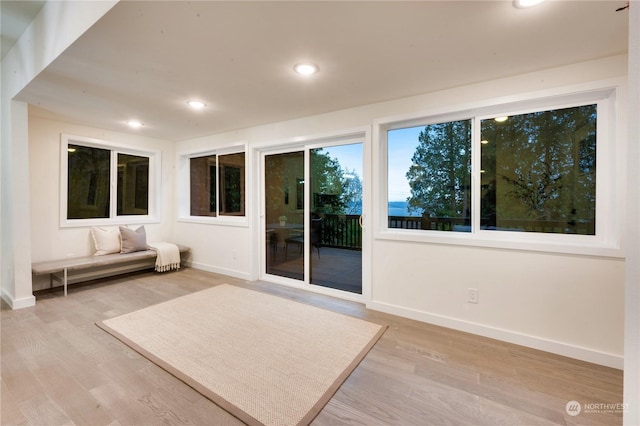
[1,289,36,309]
[367,300,623,369]
[186,261,252,281]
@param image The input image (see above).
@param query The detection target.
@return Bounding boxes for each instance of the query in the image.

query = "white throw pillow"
[90,227,121,256]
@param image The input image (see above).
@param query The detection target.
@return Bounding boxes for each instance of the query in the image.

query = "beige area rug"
[98,284,386,426]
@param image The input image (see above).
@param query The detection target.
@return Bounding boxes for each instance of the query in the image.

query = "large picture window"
[189,151,245,217]
[62,135,158,225]
[381,87,618,254]
[480,105,597,235]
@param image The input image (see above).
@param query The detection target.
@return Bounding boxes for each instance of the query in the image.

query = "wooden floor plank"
[1,268,623,425]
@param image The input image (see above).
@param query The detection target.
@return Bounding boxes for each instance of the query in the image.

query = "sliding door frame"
[255,127,371,303]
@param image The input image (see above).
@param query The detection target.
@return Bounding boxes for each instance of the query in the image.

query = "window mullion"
[110,151,119,218]
[471,117,481,234]
[216,155,220,216]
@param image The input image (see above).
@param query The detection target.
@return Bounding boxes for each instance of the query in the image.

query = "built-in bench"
[32,245,190,296]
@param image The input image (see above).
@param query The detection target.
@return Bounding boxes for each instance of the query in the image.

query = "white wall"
[1,0,117,308]
[28,112,176,290]
[176,54,627,367]
[371,240,624,366]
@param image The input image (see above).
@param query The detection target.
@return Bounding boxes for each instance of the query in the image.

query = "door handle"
[359,214,365,229]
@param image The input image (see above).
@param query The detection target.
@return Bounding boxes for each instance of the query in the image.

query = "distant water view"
[388,201,420,217]
[345,201,420,217]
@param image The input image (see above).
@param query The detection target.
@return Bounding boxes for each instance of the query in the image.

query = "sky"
[321,128,422,203]
[387,126,422,202]
[322,143,363,182]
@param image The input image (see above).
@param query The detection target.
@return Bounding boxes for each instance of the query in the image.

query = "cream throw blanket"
[147,242,181,272]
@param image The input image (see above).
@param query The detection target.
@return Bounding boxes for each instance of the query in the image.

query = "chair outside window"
[286,218,322,258]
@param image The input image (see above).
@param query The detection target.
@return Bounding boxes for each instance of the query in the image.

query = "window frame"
[375,84,621,257]
[178,143,248,227]
[60,134,161,228]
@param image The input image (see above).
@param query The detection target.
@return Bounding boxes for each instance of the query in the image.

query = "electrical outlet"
[467,288,479,304]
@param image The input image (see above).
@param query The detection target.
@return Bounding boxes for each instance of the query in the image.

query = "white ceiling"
[8,1,630,141]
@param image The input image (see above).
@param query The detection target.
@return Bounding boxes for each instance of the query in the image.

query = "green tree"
[406,120,472,220]
[341,168,362,215]
[480,105,596,233]
[311,149,350,215]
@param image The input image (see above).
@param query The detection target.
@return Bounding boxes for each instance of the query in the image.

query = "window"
[117,153,149,216]
[62,135,158,226]
[189,151,245,218]
[190,154,217,216]
[480,105,597,235]
[388,119,472,232]
[67,144,111,219]
[381,86,618,254]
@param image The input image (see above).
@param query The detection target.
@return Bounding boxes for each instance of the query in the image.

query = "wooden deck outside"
[267,246,362,294]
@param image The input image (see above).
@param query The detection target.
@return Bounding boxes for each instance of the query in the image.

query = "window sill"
[61,216,161,228]
[177,216,248,227]
[375,229,624,259]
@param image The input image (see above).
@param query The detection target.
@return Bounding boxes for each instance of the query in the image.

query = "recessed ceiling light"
[494,116,509,123]
[294,63,319,75]
[513,0,545,8]
[127,120,143,128]
[187,100,206,109]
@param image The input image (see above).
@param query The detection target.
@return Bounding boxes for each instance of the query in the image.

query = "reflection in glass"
[310,145,363,294]
[67,144,110,219]
[190,153,246,217]
[190,155,217,216]
[117,153,149,215]
[219,152,245,216]
[265,151,305,280]
[480,105,597,235]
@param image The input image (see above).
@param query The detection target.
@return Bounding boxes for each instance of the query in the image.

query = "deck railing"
[317,214,594,250]
[319,214,362,250]
[388,215,594,235]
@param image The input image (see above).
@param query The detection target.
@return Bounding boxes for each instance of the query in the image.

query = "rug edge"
[95,320,263,426]
[297,323,388,426]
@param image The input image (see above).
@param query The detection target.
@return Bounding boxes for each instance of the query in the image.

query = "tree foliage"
[404,104,596,234]
[481,105,596,232]
[406,120,471,219]
[311,149,362,215]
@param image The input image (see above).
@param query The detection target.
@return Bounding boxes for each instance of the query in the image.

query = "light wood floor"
[2,268,623,425]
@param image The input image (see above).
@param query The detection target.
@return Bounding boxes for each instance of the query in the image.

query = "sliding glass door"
[264,151,305,280]
[309,144,363,293]
[263,142,363,294]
